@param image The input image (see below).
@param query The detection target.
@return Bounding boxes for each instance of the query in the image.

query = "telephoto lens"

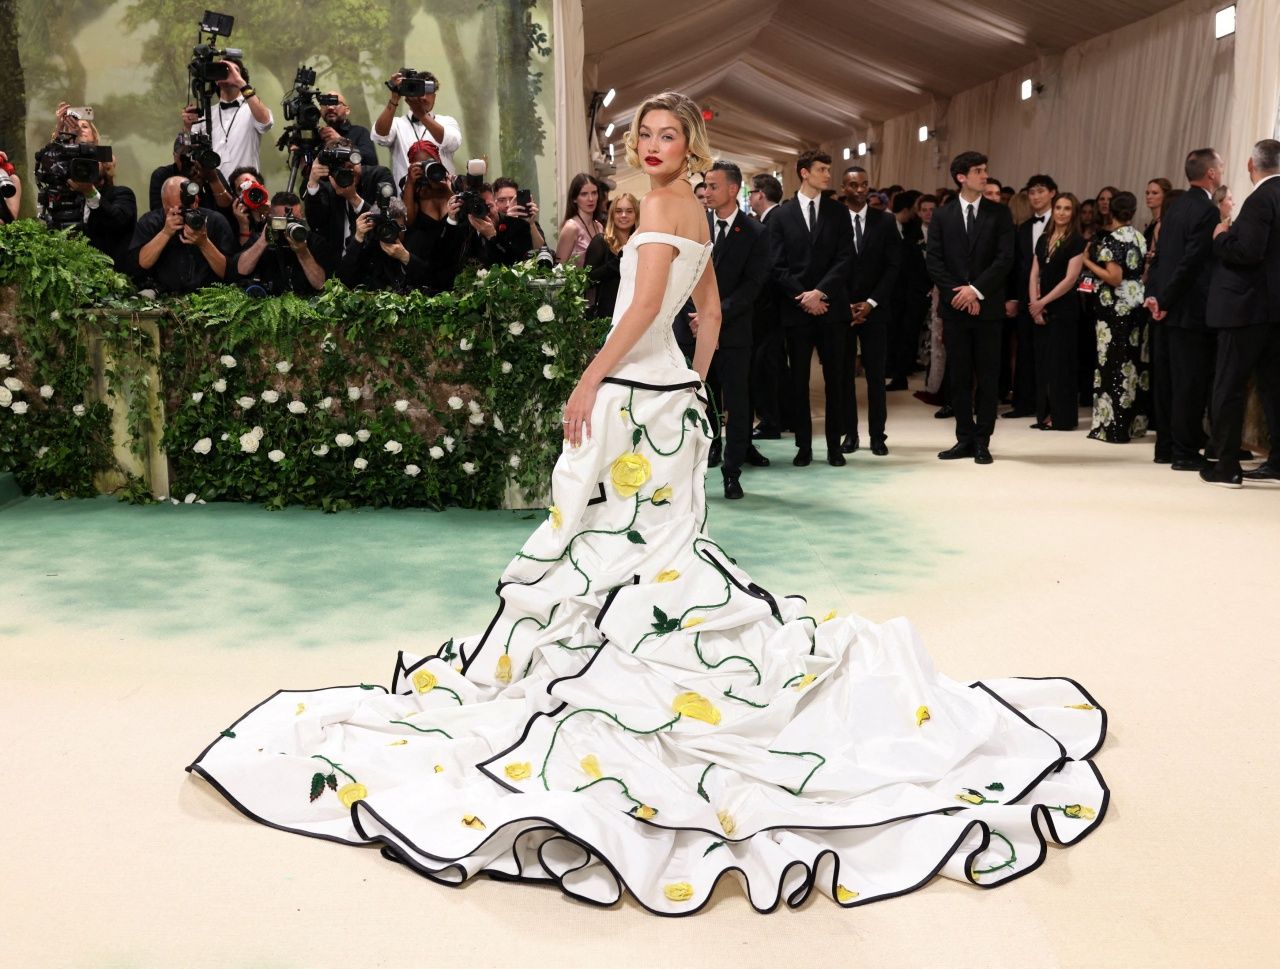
[183,208,207,231]
[332,168,356,189]
[0,171,15,199]
[239,180,269,210]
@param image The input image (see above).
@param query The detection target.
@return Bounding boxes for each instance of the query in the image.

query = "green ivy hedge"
[0,221,603,510]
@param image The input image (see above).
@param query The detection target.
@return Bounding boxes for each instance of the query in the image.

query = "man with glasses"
[318,91,379,170]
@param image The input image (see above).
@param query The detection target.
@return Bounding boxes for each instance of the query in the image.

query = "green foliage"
[0,221,603,511]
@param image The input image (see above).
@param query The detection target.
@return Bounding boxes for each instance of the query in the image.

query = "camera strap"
[217,101,243,141]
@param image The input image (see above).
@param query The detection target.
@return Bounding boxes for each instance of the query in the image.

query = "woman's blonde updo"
[623,91,714,175]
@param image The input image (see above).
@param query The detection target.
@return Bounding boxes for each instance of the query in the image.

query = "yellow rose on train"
[580,755,603,779]
[504,762,532,781]
[634,805,657,820]
[672,691,721,726]
[496,655,513,683]
[651,485,673,505]
[337,783,368,807]
[412,668,438,694]
[664,882,695,902]
[610,452,652,498]
[547,505,563,529]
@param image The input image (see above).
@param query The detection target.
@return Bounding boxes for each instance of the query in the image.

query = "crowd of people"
[1,63,1275,495]
[575,142,1275,498]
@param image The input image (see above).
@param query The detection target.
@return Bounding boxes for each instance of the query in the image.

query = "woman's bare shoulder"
[640,187,708,244]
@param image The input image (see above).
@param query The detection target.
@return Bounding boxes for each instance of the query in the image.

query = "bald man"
[128,175,233,293]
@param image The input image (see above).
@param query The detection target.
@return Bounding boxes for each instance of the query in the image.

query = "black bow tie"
[219,100,241,110]
[1032,215,1046,223]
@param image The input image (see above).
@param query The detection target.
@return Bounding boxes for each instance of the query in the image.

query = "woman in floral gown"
[1082,191,1150,442]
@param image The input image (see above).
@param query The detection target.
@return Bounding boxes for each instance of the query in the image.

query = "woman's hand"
[562,375,600,448]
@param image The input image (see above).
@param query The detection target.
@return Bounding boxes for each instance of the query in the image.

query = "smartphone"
[68,106,95,122]
[516,188,532,208]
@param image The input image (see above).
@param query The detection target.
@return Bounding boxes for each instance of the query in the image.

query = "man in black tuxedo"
[841,166,900,455]
[675,162,771,499]
[1145,148,1224,470]
[302,140,396,274]
[1200,139,1280,487]
[748,173,789,439]
[1002,173,1058,419]
[768,149,853,466]
[925,150,1015,464]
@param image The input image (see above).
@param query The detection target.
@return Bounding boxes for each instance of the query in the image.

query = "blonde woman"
[582,191,638,320]
[191,90,1107,915]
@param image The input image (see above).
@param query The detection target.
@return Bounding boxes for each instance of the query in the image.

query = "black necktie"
[808,199,817,234]
[715,219,728,249]
[854,213,863,254]
[965,203,976,236]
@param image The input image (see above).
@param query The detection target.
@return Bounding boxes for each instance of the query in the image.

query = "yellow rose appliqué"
[547,505,563,529]
[651,484,673,505]
[581,755,603,779]
[412,668,437,694]
[610,452,652,498]
[462,814,487,830]
[655,569,680,583]
[915,705,931,727]
[337,783,368,808]
[717,810,736,836]
[1063,804,1097,820]
[836,885,859,903]
[672,691,721,726]
[504,762,532,781]
[664,882,695,902]
[634,805,657,820]
[496,655,512,683]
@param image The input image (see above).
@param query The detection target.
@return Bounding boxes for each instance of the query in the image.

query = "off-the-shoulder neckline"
[627,231,712,249]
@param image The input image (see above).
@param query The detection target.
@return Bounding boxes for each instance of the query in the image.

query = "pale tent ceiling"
[585,0,1186,175]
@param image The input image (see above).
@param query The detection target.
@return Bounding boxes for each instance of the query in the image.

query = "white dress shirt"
[958,195,985,301]
[1029,208,1050,253]
[712,206,739,239]
[191,97,274,179]
[848,206,878,307]
[372,113,463,188]
[797,187,822,230]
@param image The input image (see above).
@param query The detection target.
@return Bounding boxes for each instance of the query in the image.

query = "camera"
[176,132,221,174]
[188,11,242,94]
[238,178,268,210]
[183,209,207,231]
[451,158,489,219]
[178,178,201,202]
[268,213,308,246]
[388,68,437,98]
[535,246,555,269]
[317,93,340,107]
[0,171,15,200]
[32,140,114,227]
[283,66,323,130]
[318,145,361,175]
[366,206,402,244]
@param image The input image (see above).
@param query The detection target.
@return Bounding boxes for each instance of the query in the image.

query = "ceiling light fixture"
[604,122,614,138]
[918,126,932,143]
[858,142,868,157]
[602,88,616,107]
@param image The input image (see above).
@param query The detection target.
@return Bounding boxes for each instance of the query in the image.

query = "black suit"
[751,205,789,434]
[1007,214,1047,412]
[82,185,138,272]
[889,216,930,383]
[769,192,853,452]
[1145,187,1220,462]
[676,210,769,476]
[843,205,900,445]
[1206,174,1280,472]
[925,196,1016,447]
[303,165,397,273]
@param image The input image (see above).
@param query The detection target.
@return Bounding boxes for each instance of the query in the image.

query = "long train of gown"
[188,231,1108,915]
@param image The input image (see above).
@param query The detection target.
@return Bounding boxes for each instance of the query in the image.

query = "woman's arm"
[688,256,721,380]
[1041,254,1085,306]
[554,219,579,265]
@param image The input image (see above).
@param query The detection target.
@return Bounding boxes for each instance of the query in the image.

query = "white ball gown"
[188,230,1108,914]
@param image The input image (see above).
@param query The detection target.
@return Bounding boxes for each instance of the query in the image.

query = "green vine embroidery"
[539,708,681,790]
[388,721,455,739]
[308,754,367,807]
[696,762,716,802]
[973,830,1017,876]
[768,749,828,796]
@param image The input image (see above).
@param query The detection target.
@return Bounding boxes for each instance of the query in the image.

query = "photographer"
[302,138,396,273]
[228,165,270,250]
[128,175,232,294]
[231,192,325,294]
[372,69,461,189]
[48,102,137,270]
[338,198,428,293]
[318,91,379,170]
[1,151,23,223]
[481,177,547,266]
[182,56,274,178]
[401,142,466,292]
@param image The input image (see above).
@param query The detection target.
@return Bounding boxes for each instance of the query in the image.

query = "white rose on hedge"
[73,403,86,417]
[318,396,333,410]
[239,432,260,453]
[443,435,455,452]
[251,425,264,440]
[508,321,525,336]
[405,464,421,477]
[3,377,21,391]
[11,401,28,414]
[267,449,285,463]
[353,457,368,470]
[39,384,54,398]
[384,440,403,454]
[469,412,484,425]
[184,493,197,504]
[462,461,477,475]
[260,389,280,404]
[347,386,362,400]
[220,432,229,441]
[191,391,204,403]
[322,332,336,352]
[275,361,292,374]
[0,353,10,369]
[509,454,521,468]
[312,444,330,456]
[356,428,371,442]
[36,446,49,458]
[459,337,473,351]
[237,396,255,410]
[0,387,11,407]
[467,399,481,414]
[501,360,512,374]
[334,433,355,447]
[429,446,444,460]
[193,437,213,455]
[447,395,463,410]
[287,400,307,414]
[394,399,409,412]
[477,268,489,278]
[541,342,557,357]
[536,304,555,322]
[492,415,504,432]
[220,355,237,368]
[212,378,227,392]
[543,364,557,380]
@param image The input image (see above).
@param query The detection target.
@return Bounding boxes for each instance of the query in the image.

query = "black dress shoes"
[751,425,781,440]
[827,450,846,467]
[840,434,859,454]
[937,442,975,460]
[1199,465,1242,488]
[1002,409,1033,419]
[745,446,770,467]
[793,448,812,467]
[1030,421,1049,430]
[885,378,909,391]
[934,405,954,419]
[1242,463,1280,485]
[708,438,722,468]
[974,445,994,465]
[871,442,889,456]
[1171,457,1206,472]
[723,475,744,499]
[1153,450,1173,464]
